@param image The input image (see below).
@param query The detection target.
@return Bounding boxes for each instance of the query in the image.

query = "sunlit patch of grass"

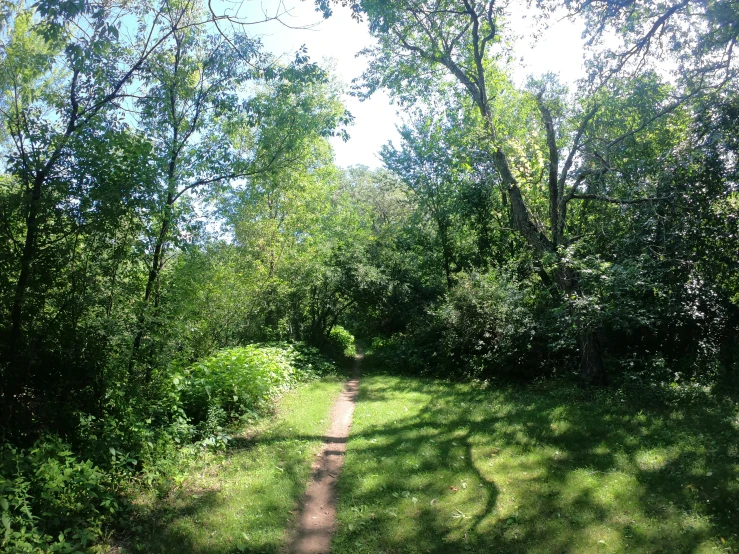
[634,447,678,471]
[332,371,739,554]
[124,378,343,554]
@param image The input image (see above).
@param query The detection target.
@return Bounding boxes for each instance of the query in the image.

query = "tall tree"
[0,0,286,421]
[548,0,738,90]
[383,109,472,289]
[325,0,708,383]
[332,1,595,380]
[129,8,261,372]
[130,24,351,371]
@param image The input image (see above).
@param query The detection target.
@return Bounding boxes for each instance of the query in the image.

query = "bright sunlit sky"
[235,0,587,168]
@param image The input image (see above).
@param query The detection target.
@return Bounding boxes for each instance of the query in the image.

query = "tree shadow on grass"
[123,433,326,554]
[332,373,739,554]
[120,489,222,553]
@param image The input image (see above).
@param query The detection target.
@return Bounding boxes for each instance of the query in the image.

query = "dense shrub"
[370,270,560,379]
[0,439,118,553]
[178,342,335,424]
[75,402,194,491]
[435,271,546,376]
[368,334,428,374]
[0,342,338,553]
[326,326,356,358]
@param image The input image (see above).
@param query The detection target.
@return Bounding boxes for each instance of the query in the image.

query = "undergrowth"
[0,342,339,554]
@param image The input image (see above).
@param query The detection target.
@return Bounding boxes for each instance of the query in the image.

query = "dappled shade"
[333,374,739,553]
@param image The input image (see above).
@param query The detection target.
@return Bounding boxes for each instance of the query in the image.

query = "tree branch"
[570,193,670,204]
[536,94,559,242]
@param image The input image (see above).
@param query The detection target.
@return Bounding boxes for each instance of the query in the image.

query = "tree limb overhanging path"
[288,349,362,554]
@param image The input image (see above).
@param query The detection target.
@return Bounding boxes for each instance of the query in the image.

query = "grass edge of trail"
[120,377,344,554]
[332,372,739,554]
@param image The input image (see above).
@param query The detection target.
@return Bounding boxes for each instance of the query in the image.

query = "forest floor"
[121,358,739,554]
[331,373,739,554]
[122,378,344,554]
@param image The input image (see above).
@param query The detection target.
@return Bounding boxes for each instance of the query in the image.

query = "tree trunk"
[395,3,609,386]
[439,225,453,290]
[129,204,172,373]
[578,328,608,386]
[554,265,609,385]
[720,303,739,374]
[9,174,42,358]
[3,173,43,426]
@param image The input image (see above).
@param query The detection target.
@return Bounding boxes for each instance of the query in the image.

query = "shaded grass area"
[333,371,739,554]
[122,379,344,554]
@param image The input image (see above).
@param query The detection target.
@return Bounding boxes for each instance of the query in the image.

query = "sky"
[236,1,588,169]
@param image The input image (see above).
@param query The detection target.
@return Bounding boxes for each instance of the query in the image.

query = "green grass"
[333,372,739,554]
[123,378,343,554]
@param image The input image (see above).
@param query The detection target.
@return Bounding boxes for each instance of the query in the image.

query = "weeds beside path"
[123,378,343,554]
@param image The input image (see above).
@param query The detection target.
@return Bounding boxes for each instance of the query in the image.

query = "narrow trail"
[288,349,362,554]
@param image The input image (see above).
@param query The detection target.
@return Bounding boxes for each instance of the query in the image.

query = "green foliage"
[1,0,739,550]
[0,341,340,553]
[327,325,357,358]
[125,379,344,554]
[179,343,335,423]
[368,334,427,374]
[0,439,118,553]
[432,270,555,378]
[369,268,562,380]
[74,389,195,491]
[0,0,352,442]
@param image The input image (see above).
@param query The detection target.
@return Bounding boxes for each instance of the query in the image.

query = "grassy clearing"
[333,372,739,554]
[122,378,343,554]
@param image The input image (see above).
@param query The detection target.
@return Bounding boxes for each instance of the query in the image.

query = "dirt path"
[287,350,362,554]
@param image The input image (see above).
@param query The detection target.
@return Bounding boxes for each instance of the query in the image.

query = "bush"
[75,404,195,492]
[0,342,338,553]
[370,270,559,380]
[178,342,335,423]
[368,334,428,374]
[434,271,544,378]
[327,326,356,358]
[0,438,118,553]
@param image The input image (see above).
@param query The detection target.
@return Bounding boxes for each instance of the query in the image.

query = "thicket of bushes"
[180,342,336,422]
[0,342,338,554]
[367,259,739,388]
[326,326,357,358]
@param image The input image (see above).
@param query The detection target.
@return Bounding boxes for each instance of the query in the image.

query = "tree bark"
[439,224,454,290]
[719,303,739,374]
[129,202,172,374]
[3,172,43,426]
[9,174,42,358]
[578,329,608,385]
